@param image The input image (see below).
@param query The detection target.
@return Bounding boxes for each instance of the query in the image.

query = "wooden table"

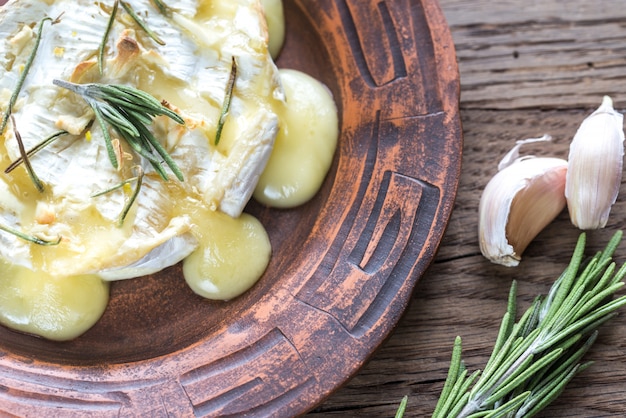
[310,0,626,416]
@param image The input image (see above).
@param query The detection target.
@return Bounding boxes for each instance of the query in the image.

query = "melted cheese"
[183,211,271,300]
[0,0,284,339]
[260,0,285,59]
[254,69,339,207]
[0,259,109,341]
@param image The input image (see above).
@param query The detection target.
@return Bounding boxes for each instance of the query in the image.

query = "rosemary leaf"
[121,1,165,45]
[215,57,237,145]
[92,166,144,226]
[91,102,121,169]
[482,391,530,418]
[99,0,120,75]
[1,16,58,134]
[150,0,170,16]
[127,112,184,181]
[0,223,61,246]
[395,395,408,418]
[5,130,69,173]
[117,165,144,225]
[10,116,44,193]
[433,335,463,418]
[432,232,626,418]
[441,368,471,417]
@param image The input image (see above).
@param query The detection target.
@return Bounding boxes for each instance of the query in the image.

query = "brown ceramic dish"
[0,0,461,415]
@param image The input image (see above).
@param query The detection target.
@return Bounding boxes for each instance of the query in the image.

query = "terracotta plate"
[0,0,461,415]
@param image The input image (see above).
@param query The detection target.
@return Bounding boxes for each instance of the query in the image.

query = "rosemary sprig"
[1,16,60,134]
[0,223,61,246]
[52,79,185,181]
[5,130,69,174]
[215,57,237,146]
[92,165,144,226]
[431,231,626,418]
[10,116,44,193]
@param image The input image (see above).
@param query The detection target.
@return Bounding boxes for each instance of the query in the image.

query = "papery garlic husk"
[565,96,625,230]
[479,157,568,267]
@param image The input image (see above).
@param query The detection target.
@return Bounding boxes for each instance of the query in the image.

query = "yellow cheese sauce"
[0,260,109,341]
[254,69,339,208]
[183,211,271,300]
[260,0,285,59]
[0,0,337,340]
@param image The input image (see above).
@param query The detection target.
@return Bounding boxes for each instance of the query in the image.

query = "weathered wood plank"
[447,0,626,109]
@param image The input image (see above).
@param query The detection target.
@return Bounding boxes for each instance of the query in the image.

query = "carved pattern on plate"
[337,0,443,116]
[297,169,439,336]
[296,107,443,336]
[179,328,313,416]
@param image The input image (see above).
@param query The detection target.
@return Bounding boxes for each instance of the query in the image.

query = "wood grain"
[311,0,626,416]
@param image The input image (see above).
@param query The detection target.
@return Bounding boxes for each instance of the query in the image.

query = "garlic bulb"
[479,157,568,267]
[565,96,625,230]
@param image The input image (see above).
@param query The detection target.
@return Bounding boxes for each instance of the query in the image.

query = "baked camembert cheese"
[0,0,339,341]
[0,0,287,340]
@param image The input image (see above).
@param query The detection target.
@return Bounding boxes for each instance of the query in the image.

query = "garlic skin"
[565,96,625,230]
[479,157,568,267]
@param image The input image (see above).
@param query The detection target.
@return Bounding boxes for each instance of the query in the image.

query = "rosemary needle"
[215,57,237,146]
[5,130,69,174]
[395,396,408,418]
[0,223,61,246]
[431,231,626,418]
[92,165,144,226]
[99,0,119,75]
[121,1,165,45]
[10,115,44,193]
[1,16,59,135]
[150,0,170,16]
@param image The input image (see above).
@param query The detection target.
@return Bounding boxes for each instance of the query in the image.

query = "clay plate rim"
[0,0,462,416]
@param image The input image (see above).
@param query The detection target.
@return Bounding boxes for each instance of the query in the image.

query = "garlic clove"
[565,96,625,230]
[479,157,568,267]
[497,134,552,171]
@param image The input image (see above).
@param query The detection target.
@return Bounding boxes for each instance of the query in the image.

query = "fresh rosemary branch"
[431,231,626,418]
[52,79,185,181]
[215,57,237,146]
[1,16,60,134]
